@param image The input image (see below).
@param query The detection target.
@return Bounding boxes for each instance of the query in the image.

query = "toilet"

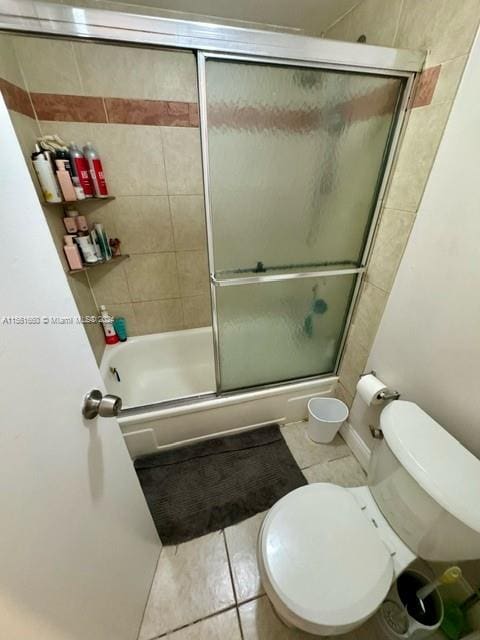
[257,400,480,636]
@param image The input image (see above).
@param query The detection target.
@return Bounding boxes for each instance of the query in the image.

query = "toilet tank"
[368,401,480,562]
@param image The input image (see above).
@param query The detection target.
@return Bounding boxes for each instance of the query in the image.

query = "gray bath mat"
[134,424,307,545]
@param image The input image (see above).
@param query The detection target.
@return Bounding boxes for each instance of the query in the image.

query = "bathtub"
[101,327,338,458]
[100,327,216,408]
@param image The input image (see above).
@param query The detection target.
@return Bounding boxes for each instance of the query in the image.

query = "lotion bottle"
[63,235,83,270]
[32,146,62,203]
[55,159,77,202]
[99,305,119,345]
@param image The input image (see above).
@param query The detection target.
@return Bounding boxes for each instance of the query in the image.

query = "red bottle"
[69,143,94,197]
[83,142,109,198]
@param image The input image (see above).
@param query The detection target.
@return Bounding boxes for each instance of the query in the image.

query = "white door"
[0,96,161,639]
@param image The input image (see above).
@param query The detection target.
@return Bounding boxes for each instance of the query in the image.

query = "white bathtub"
[100,327,338,458]
[100,327,216,409]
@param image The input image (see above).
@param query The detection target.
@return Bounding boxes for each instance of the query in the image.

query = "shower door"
[198,53,407,392]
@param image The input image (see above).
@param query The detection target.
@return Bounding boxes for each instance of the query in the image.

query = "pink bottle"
[63,235,83,270]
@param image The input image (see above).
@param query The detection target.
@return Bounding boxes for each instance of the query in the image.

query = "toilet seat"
[258,483,395,636]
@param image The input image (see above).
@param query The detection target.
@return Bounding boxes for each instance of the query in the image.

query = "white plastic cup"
[307,397,349,443]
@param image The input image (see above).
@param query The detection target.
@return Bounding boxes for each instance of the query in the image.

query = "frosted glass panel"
[205,60,404,275]
[216,275,356,391]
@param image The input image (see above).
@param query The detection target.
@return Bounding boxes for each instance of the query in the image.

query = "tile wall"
[0,34,211,363]
[325,0,480,404]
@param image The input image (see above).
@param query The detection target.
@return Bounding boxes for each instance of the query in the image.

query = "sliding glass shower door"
[199,54,406,392]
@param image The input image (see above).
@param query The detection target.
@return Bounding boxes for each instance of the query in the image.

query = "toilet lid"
[260,483,394,628]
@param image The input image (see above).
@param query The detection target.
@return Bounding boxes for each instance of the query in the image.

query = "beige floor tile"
[224,512,267,603]
[240,596,374,640]
[166,608,242,640]
[303,455,366,487]
[281,421,350,470]
[139,531,235,640]
[238,596,318,639]
[355,615,388,640]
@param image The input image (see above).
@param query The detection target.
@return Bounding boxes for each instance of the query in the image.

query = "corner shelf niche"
[68,254,129,275]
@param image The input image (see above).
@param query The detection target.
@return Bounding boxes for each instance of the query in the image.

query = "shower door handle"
[82,389,122,420]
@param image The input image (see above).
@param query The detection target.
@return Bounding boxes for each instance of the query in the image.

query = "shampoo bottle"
[69,142,93,197]
[83,143,109,197]
[32,146,62,203]
[99,305,119,345]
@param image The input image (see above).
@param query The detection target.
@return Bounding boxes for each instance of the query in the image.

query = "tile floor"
[138,420,387,640]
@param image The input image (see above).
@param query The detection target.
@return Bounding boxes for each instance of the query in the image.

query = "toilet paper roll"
[357,374,388,406]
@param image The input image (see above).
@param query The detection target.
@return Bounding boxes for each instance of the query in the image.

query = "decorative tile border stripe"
[105,97,198,127]
[0,76,200,127]
[31,93,107,123]
[411,65,441,109]
[0,77,34,118]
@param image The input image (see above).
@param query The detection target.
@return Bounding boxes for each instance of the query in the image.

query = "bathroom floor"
[138,420,390,640]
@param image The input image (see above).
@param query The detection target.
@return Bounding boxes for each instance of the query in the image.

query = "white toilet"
[257,400,480,636]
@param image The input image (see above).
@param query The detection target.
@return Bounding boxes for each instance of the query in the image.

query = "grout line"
[222,529,239,605]
[152,603,239,639]
[392,0,406,48]
[323,0,364,35]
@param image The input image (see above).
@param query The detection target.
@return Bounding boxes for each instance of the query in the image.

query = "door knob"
[82,389,122,420]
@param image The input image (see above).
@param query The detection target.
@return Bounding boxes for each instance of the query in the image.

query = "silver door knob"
[82,389,122,420]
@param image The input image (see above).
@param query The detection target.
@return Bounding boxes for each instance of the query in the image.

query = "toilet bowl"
[257,401,480,636]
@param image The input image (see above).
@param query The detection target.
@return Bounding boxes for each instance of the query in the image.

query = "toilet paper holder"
[359,370,401,401]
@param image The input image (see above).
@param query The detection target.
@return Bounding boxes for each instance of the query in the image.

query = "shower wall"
[327,0,480,406]
[0,34,211,362]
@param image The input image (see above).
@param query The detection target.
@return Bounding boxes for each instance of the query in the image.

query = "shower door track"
[0,2,421,404]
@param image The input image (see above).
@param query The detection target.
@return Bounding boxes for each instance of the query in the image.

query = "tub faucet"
[110,366,121,382]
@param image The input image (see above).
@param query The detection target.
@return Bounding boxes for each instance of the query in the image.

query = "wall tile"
[110,196,174,254]
[125,253,179,301]
[13,36,83,94]
[177,250,209,296]
[385,102,451,212]
[162,127,204,195]
[338,335,368,399]
[38,120,93,143]
[88,123,168,196]
[395,0,480,66]
[105,302,138,336]
[133,298,183,334]
[0,34,25,87]
[105,97,194,127]
[412,66,441,109]
[348,282,388,354]
[170,195,207,250]
[88,262,131,305]
[8,111,40,188]
[326,0,402,46]
[1,79,34,117]
[74,42,198,102]
[182,294,212,329]
[31,93,106,123]
[367,208,415,292]
[431,56,467,106]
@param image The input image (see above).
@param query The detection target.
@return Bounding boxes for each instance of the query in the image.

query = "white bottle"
[75,236,98,263]
[32,149,62,203]
[99,305,119,345]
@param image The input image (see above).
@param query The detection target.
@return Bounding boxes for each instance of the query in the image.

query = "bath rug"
[134,424,307,545]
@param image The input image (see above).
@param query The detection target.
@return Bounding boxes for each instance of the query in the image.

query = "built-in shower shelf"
[68,254,129,275]
[44,196,116,206]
